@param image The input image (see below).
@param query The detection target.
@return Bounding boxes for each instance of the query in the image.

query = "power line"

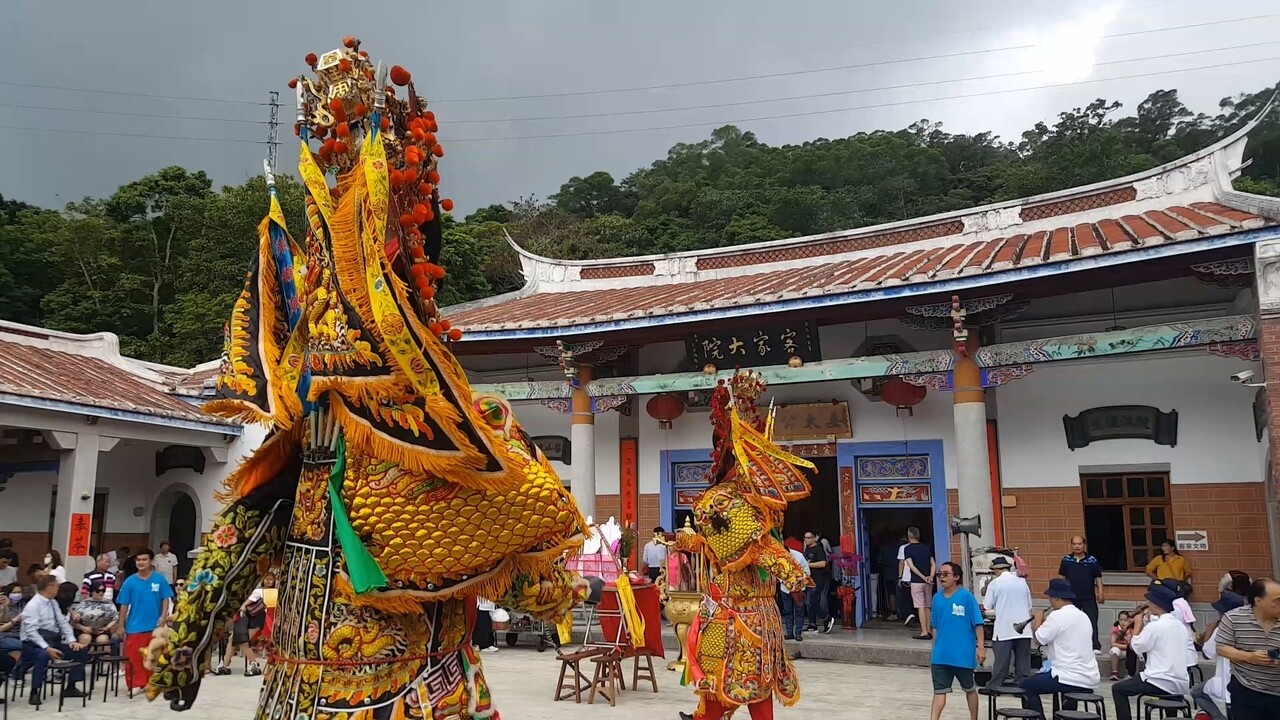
[4,41,1271,129]
[430,12,1280,103]
[0,80,267,106]
[442,41,1280,125]
[0,10,1272,110]
[0,124,266,144]
[444,55,1280,143]
[3,55,1275,148]
[0,101,267,124]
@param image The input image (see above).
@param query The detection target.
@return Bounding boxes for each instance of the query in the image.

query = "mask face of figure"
[695,483,766,568]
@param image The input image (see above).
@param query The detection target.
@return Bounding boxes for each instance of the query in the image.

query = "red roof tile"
[0,340,233,425]
[449,202,1269,332]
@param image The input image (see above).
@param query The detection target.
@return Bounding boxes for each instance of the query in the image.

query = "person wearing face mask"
[43,550,67,585]
[0,584,23,673]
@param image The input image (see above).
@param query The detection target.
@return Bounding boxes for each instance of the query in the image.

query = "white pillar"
[46,430,114,580]
[571,365,596,521]
[953,356,995,550]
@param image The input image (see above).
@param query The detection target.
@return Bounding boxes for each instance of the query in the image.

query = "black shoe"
[823,617,836,634]
[63,686,87,698]
[679,713,694,720]
[28,691,41,706]
[794,634,803,642]
[783,635,794,641]
[913,633,932,640]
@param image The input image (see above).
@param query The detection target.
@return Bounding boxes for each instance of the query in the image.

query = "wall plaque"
[772,401,852,442]
[859,484,931,504]
[1062,406,1178,450]
[531,435,571,464]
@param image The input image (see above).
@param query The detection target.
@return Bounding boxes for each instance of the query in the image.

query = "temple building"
[4,112,1279,630]
[445,111,1280,623]
[0,322,258,580]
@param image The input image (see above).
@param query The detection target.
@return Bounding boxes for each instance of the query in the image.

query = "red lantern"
[646,393,686,430]
[880,378,927,416]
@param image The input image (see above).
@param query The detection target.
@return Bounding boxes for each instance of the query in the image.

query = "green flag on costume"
[327,434,388,593]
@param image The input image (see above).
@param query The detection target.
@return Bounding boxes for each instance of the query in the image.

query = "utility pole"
[267,90,280,171]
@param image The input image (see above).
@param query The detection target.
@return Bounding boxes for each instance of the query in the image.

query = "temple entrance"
[782,457,840,545]
[151,485,202,578]
[860,506,934,625]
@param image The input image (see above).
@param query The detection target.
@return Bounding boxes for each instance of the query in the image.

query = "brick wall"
[1000,483,1272,603]
[0,531,150,577]
[1261,314,1280,563]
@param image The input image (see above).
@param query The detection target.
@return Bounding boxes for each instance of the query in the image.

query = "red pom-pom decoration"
[421,286,436,299]
[409,244,425,259]
[336,122,350,138]
[401,168,418,184]
[353,103,367,117]
[389,170,403,187]
[328,98,344,112]
[412,204,430,224]
[399,213,415,228]
[431,145,445,158]
[389,65,412,86]
[380,116,390,132]
[338,58,352,72]
[428,264,446,280]
[305,53,318,67]
[422,132,437,147]
[440,198,455,212]
[287,78,299,89]
[427,170,441,184]
[293,123,301,137]
[424,111,436,122]
[429,322,444,335]
[342,36,357,48]
[446,328,463,342]
[332,141,348,154]
[419,183,435,196]
[440,319,452,331]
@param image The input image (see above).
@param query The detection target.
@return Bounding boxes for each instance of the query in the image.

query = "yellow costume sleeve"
[756,537,812,591]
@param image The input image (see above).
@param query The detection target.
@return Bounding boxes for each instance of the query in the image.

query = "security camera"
[1232,370,1255,383]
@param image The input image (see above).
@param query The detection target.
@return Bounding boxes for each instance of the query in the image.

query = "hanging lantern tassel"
[646,393,686,430]
[879,378,927,417]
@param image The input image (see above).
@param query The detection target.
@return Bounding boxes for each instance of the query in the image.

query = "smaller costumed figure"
[675,370,815,720]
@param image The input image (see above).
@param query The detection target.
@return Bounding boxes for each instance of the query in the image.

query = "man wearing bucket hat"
[1111,584,1192,720]
[983,556,1033,688]
[1190,591,1243,720]
[1019,579,1100,717]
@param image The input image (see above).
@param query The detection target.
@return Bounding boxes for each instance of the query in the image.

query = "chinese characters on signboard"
[687,320,820,367]
[859,484,932,504]
[531,435,571,464]
[1062,405,1178,450]
[772,401,853,442]
[68,512,93,556]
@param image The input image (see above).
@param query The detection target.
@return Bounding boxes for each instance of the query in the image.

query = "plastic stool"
[1063,692,1107,720]
[1142,696,1191,719]
[47,660,87,712]
[995,709,1043,719]
[981,686,1028,720]
[96,655,125,702]
[1055,712,1101,720]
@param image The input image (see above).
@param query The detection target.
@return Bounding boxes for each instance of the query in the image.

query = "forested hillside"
[2,86,1277,367]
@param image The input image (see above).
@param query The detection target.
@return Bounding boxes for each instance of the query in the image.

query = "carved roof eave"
[471,93,1276,297]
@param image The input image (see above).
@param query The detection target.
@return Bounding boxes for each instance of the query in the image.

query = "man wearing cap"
[1019,578,1100,717]
[1111,584,1191,720]
[983,555,1033,688]
[1212,578,1280,720]
[1190,591,1244,720]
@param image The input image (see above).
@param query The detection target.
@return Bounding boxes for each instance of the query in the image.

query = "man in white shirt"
[983,556,1033,688]
[1018,579,1100,717]
[153,542,180,587]
[641,527,669,584]
[1111,584,1191,720]
[19,576,89,705]
[780,546,810,642]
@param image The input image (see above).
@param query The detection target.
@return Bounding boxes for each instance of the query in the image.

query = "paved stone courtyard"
[2,648,1149,719]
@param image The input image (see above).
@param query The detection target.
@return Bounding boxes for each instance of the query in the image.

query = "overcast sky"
[2,0,1278,214]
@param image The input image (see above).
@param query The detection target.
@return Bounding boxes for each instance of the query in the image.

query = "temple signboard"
[688,320,820,367]
[772,401,852,442]
[1062,405,1178,450]
[531,435,571,464]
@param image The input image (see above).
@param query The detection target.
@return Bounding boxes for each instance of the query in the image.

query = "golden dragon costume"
[144,39,587,720]
[675,371,815,720]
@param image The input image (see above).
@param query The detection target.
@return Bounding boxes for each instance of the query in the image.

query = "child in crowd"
[1109,611,1133,681]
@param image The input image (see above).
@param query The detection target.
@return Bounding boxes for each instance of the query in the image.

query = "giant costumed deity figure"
[675,371,815,720]
[144,38,588,719]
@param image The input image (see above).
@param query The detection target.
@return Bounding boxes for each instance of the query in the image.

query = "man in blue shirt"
[930,561,986,720]
[115,548,174,693]
[1058,535,1104,651]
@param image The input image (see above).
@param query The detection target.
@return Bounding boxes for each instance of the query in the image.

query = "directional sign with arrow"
[1174,530,1209,552]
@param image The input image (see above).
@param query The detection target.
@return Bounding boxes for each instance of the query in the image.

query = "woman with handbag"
[473,598,499,653]
[1144,541,1192,596]
[214,585,267,676]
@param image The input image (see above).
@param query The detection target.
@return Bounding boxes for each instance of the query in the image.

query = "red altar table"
[594,580,666,658]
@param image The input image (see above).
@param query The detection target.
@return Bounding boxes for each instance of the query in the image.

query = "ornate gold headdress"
[708,370,814,510]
